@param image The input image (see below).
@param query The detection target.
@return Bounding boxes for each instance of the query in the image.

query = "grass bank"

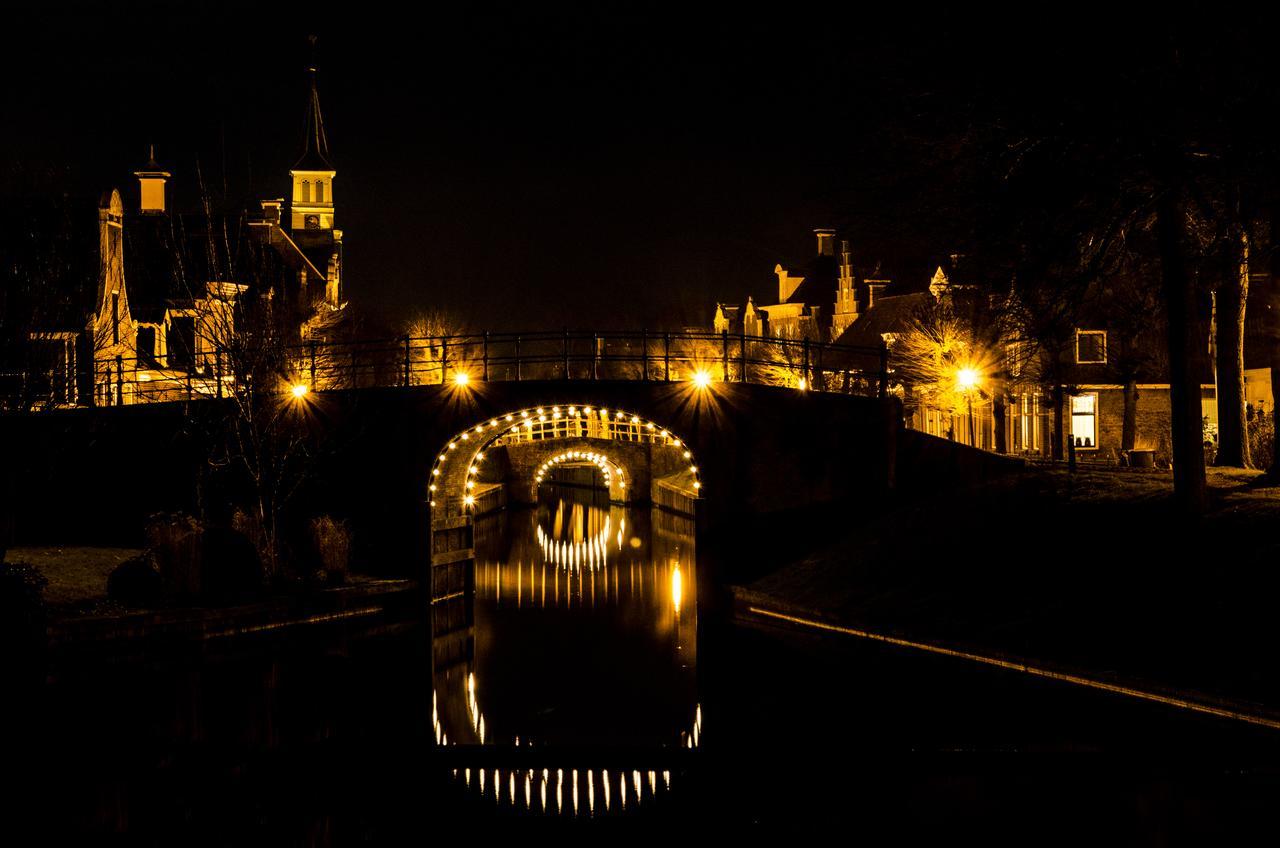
[747,466,1280,709]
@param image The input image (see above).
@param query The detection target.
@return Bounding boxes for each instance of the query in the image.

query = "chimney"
[260,199,284,227]
[866,282,888,310]
[814,228,835,257]
[134,145,171,214]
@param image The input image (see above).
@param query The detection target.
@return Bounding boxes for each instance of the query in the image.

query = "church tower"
[286,52,344,308]
[289,65,336,232]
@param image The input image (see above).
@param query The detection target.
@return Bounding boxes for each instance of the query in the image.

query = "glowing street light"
[956,367,981,447]
[692,370,713,389]
[453,371,471,387]
[290,383,309,399]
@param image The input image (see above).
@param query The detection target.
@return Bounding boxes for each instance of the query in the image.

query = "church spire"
[289,38,337,233]
[295,61,332,170]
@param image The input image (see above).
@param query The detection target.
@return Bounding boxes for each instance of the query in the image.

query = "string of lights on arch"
[427,405,702,510]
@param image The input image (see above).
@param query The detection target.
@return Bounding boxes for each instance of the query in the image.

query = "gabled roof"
[780,253,838,310]
[834,292,932,347]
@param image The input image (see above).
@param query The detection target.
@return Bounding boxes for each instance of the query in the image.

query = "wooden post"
[592,334,599,380]
[663,333,671,382]
[740,331,747,383]
[641,329,649,381]
[181,357,190,402]
[440,336,448,385]
[879,342,889,399]
[722,330,730,382]
[483,332,490,381]
[403,335,411,386]
[215,348,222,399]
[515,335,522,381]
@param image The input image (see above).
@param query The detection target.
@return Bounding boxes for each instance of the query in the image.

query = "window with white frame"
[1071,392,1098,449]
[1076,330,1106,364]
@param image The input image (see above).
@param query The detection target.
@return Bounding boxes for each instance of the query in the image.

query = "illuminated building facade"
[711,228,888,342]
[18,66,347,407]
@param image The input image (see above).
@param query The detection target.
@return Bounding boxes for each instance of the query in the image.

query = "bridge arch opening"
[428,404,702,520]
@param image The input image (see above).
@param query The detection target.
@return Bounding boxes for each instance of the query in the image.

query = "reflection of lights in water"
[536,518,611,571]
[447,761,683,816]
[672,562,683,615]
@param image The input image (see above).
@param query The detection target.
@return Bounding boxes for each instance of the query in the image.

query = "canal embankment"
[732,465,1280,726]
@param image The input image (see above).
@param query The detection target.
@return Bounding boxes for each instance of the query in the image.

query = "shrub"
[106,553,163,607]
[1248,404,1275,471]
[200,526,263,603]
[310,516,351,585]
[0,561,48,684]
[146,513,202,598]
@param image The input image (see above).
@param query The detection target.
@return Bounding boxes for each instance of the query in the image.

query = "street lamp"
[956,367,980,447]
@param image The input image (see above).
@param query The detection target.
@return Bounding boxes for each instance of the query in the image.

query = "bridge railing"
[1,329,889,411]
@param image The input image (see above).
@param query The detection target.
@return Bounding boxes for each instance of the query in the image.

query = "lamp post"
[957,367,980,448]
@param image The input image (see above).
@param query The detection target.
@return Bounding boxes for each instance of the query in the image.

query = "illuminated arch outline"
[427,404,702,512]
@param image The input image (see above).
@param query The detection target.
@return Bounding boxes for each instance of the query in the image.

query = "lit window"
[1071,392,1098,449]
[1076,330,1106,364]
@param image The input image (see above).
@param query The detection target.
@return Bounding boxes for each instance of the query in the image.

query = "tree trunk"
[993,393,1008,454]
[1270,218,1280,478]
[1156,188,1207,513]
[1214,231,1250,467]
[1121,379,1139,452]
[1051,382,1065,461]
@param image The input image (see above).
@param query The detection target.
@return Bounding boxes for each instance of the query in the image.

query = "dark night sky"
[2,3,1242,331]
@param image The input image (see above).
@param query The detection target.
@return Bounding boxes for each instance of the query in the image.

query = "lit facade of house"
[710,228,886,342]
[18,67,346,408]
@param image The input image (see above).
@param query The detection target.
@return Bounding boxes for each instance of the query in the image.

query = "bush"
[200,526,262,603]
[146,513,202,599]
[0,562,48,684]
[1248,404,1274,471]
[107,553,163,607]
[310,516,351,585]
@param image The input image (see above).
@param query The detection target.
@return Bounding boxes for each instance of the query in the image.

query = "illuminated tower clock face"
[305,214,320,229]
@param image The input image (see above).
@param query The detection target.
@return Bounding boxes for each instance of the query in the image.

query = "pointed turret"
[295,66,333,170]
[289,46,337,233]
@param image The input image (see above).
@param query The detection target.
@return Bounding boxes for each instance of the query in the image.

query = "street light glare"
[453,371,471,387]
[692,370,713,389]
[291,383,309,398]
[956,368,980,390]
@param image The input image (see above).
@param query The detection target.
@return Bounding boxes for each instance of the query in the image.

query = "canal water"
[16,484,1280,838]
[430,486,699,817]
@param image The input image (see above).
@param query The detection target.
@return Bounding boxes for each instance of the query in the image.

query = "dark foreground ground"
[8,609,1280,842]
[749,465,1280,713]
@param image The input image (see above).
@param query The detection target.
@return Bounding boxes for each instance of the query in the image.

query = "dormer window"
[1076,330,1106,364]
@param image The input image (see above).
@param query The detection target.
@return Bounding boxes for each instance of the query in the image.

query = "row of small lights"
[534,450,621,490]
[428,406,701,510]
